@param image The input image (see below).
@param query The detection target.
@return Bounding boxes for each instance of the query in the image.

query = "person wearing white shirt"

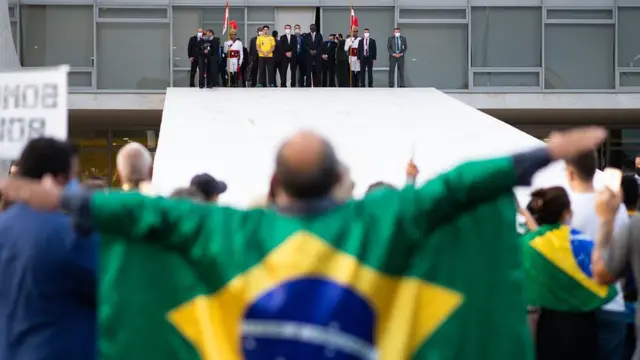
[344,26,361,87]
[566,151,629,360]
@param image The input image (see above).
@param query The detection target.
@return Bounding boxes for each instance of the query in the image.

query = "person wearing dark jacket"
[303,23,323,87]
[335,33,348,87]
[187,28,203,87]
[280,24,297,87]
[197,30,215,88]
[321,34,337,87]
[0,138,97,360]
[248,26,262,87]
[272,30,282,87]
[241,43,249,87]
[294,25,306,87]
[357,28,377,88]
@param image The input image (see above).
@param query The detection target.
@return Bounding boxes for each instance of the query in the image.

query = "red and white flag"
[350,7,359,29]
[222,2,229,35]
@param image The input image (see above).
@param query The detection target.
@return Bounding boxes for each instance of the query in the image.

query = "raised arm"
[397,149,550,236]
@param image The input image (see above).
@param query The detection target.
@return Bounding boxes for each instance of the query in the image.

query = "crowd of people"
[0,128,639,360]
[187,23,408,89]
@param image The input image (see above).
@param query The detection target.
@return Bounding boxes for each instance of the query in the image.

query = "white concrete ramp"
[153,87,594,208]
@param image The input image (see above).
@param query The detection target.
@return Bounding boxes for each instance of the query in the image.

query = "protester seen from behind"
[0,138,97,360]
[521,186,616,360]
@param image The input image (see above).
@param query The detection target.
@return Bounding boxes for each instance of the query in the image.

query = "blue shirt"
[0,204,97,360]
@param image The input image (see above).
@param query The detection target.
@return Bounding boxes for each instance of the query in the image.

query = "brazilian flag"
[95,156,533,360]
[522,224,617,311]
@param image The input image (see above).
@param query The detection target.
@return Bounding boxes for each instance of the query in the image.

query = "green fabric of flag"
[95,156,532,360]
[522,224,617,312]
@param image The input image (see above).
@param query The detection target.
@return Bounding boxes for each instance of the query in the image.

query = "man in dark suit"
[335,33,348,87]
[321,34,337,87]
[248,26,262,87]
[388,27,408,87]
[208,30,221,87]
[187,28,203,87]
[272,30,282,87]
[357,28,377,88]
[279,24,297,87]
[303,23,323,87]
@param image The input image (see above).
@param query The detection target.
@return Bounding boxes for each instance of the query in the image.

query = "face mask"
[285,29,291,34]
[197,32,203,39]
[394,32,400,37]
[364,33,370,38]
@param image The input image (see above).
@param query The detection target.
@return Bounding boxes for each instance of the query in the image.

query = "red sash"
[229,50,240,58]
[350,48,358,57]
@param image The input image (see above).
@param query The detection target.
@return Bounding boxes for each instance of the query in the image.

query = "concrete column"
[0,0,20,70]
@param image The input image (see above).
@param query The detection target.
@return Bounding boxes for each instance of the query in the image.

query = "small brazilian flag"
[522,224,617,311]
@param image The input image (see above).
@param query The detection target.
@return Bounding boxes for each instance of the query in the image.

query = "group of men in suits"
[187,24,409,88]
[188,28,248,88]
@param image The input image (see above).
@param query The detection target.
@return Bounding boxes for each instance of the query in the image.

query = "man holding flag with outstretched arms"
[224,20,243,87]
[344,7,360,87]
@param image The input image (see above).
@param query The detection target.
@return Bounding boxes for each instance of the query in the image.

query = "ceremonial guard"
[344,25,361,87]
[224,24,244,87]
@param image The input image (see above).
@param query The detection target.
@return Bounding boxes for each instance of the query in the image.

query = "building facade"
[4,0,640,182]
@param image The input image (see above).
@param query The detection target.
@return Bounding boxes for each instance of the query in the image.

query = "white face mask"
[197,32,203,39]
[364,33,370,38]
[394,32,400,37]
[285,29,291,35]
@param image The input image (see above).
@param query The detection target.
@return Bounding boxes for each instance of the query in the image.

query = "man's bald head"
[116,142,153,184]
[275,131,340,199]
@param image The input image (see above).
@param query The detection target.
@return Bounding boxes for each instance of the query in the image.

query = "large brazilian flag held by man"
[95,156,533,360]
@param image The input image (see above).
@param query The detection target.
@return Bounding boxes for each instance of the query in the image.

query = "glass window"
[473,72,539,87]
[201,7,244,23]
[372,70,389,88]
[172,8,201,69]
[322,7,394,68]
[620,72,640,87]
[111,129,159,148]
[401,23,468,89]
[398,9,466,20]
[20,5,94,68]
[78,150,112,183]
[470,7,541,68]
[546,9,613,21]
[618,8,640,68]
[98,23,170,90]
[98,7,168,20]
[69,129,110,149]
[69,72,92,88]
[247,7,274,22]
[608,129,640,172]
[544,24,614,90]
[10,21,17,51]
[8,6,15,18]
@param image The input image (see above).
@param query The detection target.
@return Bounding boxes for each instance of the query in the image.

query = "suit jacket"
[357,37,377,61]
[303,32,324,60]
[321,41,338,63]
[336,39,347,62]
[280,34,298,58]
[249,36,258,60]
[187,35,200,59]
[387,35,408,57]
[273,38,283,62]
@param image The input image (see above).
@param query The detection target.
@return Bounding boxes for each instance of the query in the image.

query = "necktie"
[396,37,400,53]
[365,39,369,56]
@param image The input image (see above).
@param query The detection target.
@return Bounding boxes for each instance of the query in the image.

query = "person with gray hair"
[116,142,153,191]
